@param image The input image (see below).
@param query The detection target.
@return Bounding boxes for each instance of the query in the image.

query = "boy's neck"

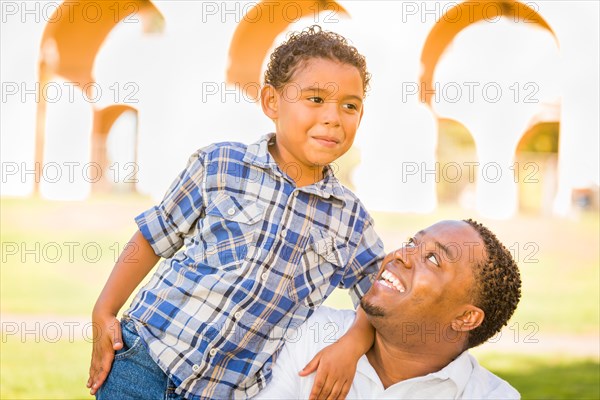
[294,169,324,187]
[268,140,325,187]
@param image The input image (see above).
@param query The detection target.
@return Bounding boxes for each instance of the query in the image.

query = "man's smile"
[378,268,406,293]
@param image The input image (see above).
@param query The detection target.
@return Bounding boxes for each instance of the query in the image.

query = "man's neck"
[366,333,464,389]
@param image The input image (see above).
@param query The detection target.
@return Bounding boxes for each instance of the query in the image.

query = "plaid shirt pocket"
[291,228,350,308]
[195,193,265,270]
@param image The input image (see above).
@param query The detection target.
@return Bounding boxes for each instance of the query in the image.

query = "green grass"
[1,197,599,399]
[2,198,598,334]
[0,337,598,400]
[0,338,91,399]
[475,352,600,400]
[1,196,153,315]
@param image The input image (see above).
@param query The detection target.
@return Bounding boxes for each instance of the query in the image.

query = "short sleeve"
[135,151,205,258]
[340,217,385,308]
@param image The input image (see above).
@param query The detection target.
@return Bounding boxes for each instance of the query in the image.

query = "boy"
[88,25,384,399]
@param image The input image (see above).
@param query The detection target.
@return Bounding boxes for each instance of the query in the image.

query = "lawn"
[1,337,598,399]
[476,352,600,400]
[1,337,92,399]
[1,196,599,399]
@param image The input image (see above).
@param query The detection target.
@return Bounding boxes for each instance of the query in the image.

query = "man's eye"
[427,254,439,266]
[406,237,416,247]
[308,96,324,104]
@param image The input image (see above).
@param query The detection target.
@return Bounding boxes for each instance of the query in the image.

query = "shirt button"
[234,311,242,319]
[227,207,236,216]
[209,348,217,357]
[280,228,286,238]
[261,272,268,281]
[192,364,200,372]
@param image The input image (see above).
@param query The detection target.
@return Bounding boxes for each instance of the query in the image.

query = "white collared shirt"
[257,307,520,400]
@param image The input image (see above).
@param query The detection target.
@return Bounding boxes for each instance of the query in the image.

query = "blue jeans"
[96,319,185,400]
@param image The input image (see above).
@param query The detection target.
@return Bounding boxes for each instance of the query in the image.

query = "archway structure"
[34,0,164,194]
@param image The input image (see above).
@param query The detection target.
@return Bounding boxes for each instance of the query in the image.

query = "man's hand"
[298,338,358,400]
[86,311,123,395]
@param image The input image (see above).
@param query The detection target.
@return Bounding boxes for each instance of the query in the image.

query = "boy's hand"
[86,312,123,395]
[299,338,359,400]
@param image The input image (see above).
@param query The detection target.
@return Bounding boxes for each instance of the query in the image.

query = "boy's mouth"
[311,136,339,148]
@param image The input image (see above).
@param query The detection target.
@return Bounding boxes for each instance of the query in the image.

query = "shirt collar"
[243,133,346,204]
[242,133,275,168]
[357,350,475,394]
[425,350,474,392]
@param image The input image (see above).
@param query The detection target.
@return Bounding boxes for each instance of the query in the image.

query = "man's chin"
[361,298,385,318]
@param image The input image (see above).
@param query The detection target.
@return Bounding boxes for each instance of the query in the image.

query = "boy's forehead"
[293,57,358,76]
[289,58,364,94]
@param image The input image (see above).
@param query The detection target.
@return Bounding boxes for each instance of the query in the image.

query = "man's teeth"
[380,270,405,293]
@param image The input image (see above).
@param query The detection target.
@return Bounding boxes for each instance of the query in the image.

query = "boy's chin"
[308,158,337,168]
[307,151,345,167]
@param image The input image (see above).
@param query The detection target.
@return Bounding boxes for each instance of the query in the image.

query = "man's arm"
[87,230,160,394]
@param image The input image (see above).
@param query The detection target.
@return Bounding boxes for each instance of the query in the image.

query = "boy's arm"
[299,307,373,400]
[86,150,206,395]
[87,230,160,395]
[300,213,383,399]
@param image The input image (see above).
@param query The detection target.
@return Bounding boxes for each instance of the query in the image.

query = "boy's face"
[262,58,364,180]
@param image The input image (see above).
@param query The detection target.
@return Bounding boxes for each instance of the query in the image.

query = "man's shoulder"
[464,353,521,399]
[292,307,356,349]
[308,306,356,328]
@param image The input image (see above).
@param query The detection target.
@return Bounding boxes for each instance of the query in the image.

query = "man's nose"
[393,248,413,269]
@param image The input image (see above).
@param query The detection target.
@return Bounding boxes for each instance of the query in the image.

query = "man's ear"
[261,84,278,120]
[451,306,484,332]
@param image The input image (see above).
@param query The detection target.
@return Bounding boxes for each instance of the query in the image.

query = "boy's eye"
[427,253,439,266]
[307,96,324,104]
[342,103,358,111]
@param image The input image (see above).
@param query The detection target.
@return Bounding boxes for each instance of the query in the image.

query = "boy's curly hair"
[264,25,370,96]
[463,219,522,348]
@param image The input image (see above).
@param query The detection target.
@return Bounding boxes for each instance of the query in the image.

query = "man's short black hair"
[463,219,522,348]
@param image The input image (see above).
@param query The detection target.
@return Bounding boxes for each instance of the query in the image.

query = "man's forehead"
[417,220,477,238]
[416,221,485,262]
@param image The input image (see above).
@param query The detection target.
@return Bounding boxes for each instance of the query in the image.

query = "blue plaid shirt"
[125,133,384,399]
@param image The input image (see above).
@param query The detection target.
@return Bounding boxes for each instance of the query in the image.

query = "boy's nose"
[321,103,341,126]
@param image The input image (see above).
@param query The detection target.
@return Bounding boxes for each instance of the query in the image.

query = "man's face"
[361,220,486,341]
[265,57,364,172]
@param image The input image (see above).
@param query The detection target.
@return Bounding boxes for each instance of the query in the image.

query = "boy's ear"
[451,306,484,332]
[261,85,279,120]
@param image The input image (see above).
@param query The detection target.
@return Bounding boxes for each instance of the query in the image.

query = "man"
[258,219,522,399]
